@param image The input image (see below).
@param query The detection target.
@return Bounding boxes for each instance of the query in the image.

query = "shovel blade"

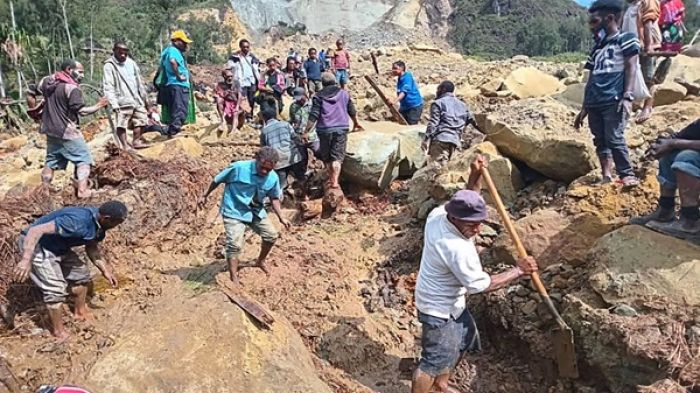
[553,326,578,379]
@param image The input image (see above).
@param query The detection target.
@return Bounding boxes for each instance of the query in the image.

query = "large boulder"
[662,54,700,83]
[0,135,28,153]
[489,209,609,268]
[478,98,597,182]
[501,67,565,99]
[342,122,425,189]
[139,137,204,160]
[85,290,331,393]
[653,81,687,106]
[588,225,700,307]
[407,142,523,216]
[553,83,585,109]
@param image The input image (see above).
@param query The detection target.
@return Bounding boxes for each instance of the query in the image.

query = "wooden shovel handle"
[480,168,549,298]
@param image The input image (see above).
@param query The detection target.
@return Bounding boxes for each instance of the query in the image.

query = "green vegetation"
[451,0,700,59]
[0,0,232,98]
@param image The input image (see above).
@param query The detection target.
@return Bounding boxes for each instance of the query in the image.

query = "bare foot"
[53,329,71,343]
[73,308,92,322]
[256,262,271,276]
[132,140,152,149]
[229,271,241,286]
[635,108,652,124]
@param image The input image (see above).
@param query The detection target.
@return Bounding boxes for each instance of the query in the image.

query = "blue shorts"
[335,69,349,85]
[45,135,93,170]
[658,149,700,189]
[417,310,481,377]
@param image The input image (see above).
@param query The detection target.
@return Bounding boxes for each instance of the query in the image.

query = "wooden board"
[363,75,408,125]
[216,275,275,329]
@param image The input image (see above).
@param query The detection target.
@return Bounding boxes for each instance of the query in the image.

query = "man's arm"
[623,54,639,95]
[14,222,56,282]
[467,117,484,134]
[79,97,109,116]
[347,98,363,130]
[85,241,118,287]
[102,64,119,110]
[270,198,290,229]
[643,20,655,52]
[670,139,700,151]
[170,57,185,81]
[393,92,406,106]
[466,155,487,192]
[199,179,222,208]
[425,102,441,140]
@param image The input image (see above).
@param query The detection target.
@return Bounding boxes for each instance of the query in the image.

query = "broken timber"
[364,75,408,125]
[216,275,275,329]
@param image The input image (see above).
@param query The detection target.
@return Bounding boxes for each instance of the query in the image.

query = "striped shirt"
[260,119,303,169]
[584,32,640,107]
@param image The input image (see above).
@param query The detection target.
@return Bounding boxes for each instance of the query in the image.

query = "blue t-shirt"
[23,207,105,255]
[304,58,325,81]
[160,46,189,88]
[584,32,640,108]
[397,71,424,111]
[214,160,282,222]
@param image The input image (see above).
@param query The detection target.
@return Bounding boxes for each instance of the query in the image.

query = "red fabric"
[53,71,78,86]
[659,0,685,26]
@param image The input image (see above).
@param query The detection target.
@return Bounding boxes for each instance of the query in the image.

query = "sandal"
[620,176,640,188]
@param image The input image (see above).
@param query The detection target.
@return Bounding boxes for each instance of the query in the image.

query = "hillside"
[448,0,590,58]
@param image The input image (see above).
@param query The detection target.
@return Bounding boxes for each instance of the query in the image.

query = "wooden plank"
[216,275,275,329]
[363,75,408,125]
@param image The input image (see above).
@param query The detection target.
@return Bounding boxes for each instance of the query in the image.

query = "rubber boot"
[598,156,613,184]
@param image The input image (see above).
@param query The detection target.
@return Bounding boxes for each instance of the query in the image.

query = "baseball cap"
[171,30,193,44]
[444,190,488,222]
[293,87,306,100]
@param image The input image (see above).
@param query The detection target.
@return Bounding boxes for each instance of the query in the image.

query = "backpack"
[659,0,685,52]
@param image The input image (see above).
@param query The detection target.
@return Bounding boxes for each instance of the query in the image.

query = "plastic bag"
[631,63,651,102]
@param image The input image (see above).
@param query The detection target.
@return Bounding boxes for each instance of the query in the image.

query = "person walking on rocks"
[289,87,320,159]
[198,147,291,285]
[574,0,641,188]
[260,108,307,193]
[158,30,192,137]
[13,201,127,342]
[331,39,351,90]
[27,59,108,199]
[233,39,261,121]
[412,156,539,393]
[422,81,483,164]
[303,72,363,190]
[631,118,700,239]
[103,41,150,149]
[391,61,424,125]
[259,57,286,115]
[303,48,325,97]
[621,0,662,124]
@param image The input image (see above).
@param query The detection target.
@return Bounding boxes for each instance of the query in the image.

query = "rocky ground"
[0,46,699,393]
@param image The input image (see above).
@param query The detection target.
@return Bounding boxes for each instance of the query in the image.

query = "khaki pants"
[223,216,278,259]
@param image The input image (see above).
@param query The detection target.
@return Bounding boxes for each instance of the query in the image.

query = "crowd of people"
[13,0,700,391]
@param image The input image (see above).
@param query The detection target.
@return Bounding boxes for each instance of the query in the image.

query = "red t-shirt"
[333,49,350,70]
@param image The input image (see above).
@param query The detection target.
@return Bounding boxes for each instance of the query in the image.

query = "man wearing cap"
[159,30,192,137]
[412,156,539,393]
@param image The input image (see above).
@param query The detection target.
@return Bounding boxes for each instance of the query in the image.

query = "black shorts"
[318,130,348,163]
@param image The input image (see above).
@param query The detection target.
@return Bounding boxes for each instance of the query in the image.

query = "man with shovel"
[412,156,539,393]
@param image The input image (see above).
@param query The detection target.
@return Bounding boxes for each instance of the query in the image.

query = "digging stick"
[363,75,408,125]
[481,167,579,379]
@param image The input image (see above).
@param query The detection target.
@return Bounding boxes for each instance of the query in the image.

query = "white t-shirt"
[414,206,491,319]
[622,3,640,36]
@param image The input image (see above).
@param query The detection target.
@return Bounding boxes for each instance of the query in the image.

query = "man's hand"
[13,260,31,283]
[301,132,310,144]
[574,109,588,129]
[97,96,109,109]
[353,123,364,132]
[101,264,119,288]
[470,154,488,174]
[515,255,539,275]
[651,138,677,158]
[177,74,187,82]
[619,99,633,117]
[421,139,429,152]
[279,217,291,230]
[197,196,208,209]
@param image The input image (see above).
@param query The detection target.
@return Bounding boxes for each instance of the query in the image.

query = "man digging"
[412,156,539,393]
[198,147,291,285]
[13,201,127,342]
